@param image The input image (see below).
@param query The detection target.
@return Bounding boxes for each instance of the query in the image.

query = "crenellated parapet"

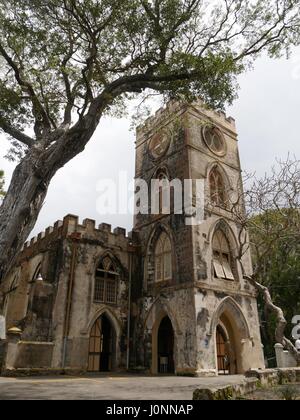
[22,219,64,252]
[190,99,236,133]
[136,99,236,143]
[21,214,138,257]
[136,100,182,137]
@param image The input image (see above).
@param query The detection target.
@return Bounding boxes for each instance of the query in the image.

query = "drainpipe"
[126,244,133,371]
[62,236,79,369]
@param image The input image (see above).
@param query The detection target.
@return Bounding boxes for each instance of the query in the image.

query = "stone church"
[0,100,265,377]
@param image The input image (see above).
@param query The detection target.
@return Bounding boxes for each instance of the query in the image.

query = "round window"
[149,131,170,160]
[202,126,226,156]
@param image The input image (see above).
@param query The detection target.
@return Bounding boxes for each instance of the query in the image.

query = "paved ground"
[0,374,246,400]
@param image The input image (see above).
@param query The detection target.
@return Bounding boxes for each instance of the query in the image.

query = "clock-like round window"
[149,131,170,160]
[202,126,226,156]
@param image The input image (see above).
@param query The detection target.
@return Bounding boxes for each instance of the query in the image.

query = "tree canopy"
[0,0,299,156]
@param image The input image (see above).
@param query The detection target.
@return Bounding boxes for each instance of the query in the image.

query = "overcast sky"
[1,49,300,239]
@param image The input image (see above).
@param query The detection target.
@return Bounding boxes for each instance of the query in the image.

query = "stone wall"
[133,287,198,375]
[275,343,298,368]
[0,214,137,373]
[135,104,194,289]
[12,342,54,369]
[0,340,6,371]
[194,291,265,375]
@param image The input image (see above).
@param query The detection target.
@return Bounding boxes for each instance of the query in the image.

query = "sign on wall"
[0,315,6,340]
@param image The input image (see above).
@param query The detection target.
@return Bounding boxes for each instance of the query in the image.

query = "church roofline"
[136,98,236,138]
[21,214,137,255]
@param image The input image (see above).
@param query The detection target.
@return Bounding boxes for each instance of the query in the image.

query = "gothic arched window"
[152,172,170,215]
[32,264,43,283]
[94,257,119,304]
[209,168,226,207]
[212,230,235,281]
[155,232,172,282]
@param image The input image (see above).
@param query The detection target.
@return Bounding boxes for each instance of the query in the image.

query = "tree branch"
[0,42,52,137]
[244,274,300,363]
[0,115,34,147]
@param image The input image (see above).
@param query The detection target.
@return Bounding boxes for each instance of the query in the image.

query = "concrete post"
[274,343,284,368]
[4,327,22,370]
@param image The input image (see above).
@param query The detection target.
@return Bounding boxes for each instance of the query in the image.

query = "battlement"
[191,99,236,131]
[136,99,236,138]
[136,100,182,135]
[22,214,137,253]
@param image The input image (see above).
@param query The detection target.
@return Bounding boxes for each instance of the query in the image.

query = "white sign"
[292,315,300,340]
[0,315,6,340]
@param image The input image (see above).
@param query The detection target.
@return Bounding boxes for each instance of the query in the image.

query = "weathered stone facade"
[0,216,141,372]
[0,101,265,376]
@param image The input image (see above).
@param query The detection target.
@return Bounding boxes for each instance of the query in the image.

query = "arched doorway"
[210,297,253,375]
[157,316,175,374]
[88,314,116,372]
[214,311,244,375]
[216,325,230,375]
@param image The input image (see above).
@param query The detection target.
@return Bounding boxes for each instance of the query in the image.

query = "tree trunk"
[245,275,300,365]
[0,110,102,283]
[0,149,50,281]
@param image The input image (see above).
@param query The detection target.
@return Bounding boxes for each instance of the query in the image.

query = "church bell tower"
[132,100,265,376]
